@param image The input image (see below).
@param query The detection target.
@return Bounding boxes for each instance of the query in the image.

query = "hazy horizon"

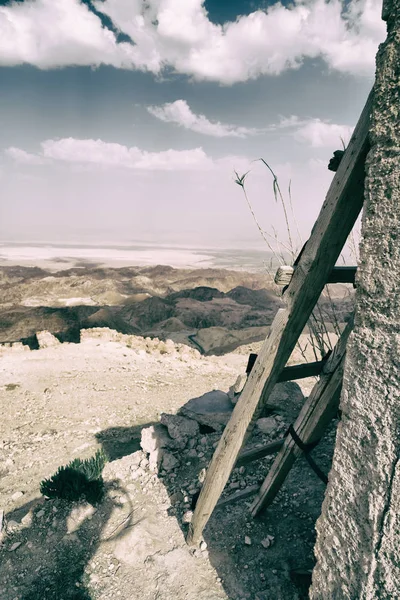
[0,0,385,251]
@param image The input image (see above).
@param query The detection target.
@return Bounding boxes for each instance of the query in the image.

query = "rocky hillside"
[0,264,353,355]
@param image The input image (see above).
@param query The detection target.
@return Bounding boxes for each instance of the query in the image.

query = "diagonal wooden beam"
[186,91,372,546]
[250,318,353,516]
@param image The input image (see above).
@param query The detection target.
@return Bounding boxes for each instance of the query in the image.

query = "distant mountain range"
[0,265,353,355]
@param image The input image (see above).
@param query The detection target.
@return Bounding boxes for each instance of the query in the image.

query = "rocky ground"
[0,329,339,600]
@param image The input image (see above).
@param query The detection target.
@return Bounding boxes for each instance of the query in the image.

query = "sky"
[0,0,386,251]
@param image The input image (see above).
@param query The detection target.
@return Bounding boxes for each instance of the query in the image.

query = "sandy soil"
[0,334,337,600]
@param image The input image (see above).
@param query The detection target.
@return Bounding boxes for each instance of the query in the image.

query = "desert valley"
[0,258,354,599]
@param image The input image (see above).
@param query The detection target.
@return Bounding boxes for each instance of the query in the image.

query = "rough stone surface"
[140,424,172,454]
[160,413,199,449]
[36,331,60,349]
[228,373,247,404]
[161,451,179,472]
[256,417,278,435]
[113,516,166,566]
[179,390,233,431]
[310,6,400,599]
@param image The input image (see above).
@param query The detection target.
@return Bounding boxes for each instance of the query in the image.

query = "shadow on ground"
[92,384,333,600]
[2,478,137,599]
[2,396,335,600]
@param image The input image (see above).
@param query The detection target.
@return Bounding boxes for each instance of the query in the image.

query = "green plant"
[40,450,108,505]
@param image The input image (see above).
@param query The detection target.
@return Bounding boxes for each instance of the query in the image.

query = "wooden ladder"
[186,90,372,546]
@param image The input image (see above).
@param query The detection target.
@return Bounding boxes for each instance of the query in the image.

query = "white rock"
[261,535,275,548]
[228,374,247,403]
[182,511,193,523]
[198,468,207,483]
[244,536,252,546]
[11,491,24,501]
[129,451,143,470]
[21,513,33,527]
[148,449,164,472]
[131,467,146,480]
[9,542,22,552]
[140,424,175,454]
[67,504,96,534]
[200,541,207,551]
[140,457,149,469]
[36,331,61,349]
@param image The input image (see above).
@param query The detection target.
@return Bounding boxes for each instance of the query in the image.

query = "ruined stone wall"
[310,1,400,598]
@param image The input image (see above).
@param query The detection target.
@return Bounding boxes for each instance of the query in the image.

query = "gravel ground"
[0,332,337,600]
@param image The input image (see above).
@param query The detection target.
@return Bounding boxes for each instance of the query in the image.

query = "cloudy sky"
[0,0,385,250]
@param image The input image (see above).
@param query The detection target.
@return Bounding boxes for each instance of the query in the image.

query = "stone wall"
[310,1,400,598]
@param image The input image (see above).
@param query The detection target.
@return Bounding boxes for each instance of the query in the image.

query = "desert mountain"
[0,265,353,354]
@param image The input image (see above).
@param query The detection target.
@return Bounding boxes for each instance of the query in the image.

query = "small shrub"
[40,450,108,505]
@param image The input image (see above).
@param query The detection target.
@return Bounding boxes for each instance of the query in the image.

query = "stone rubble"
[80,327,202,360]
[228,373,248,404]
[36,331,61,349]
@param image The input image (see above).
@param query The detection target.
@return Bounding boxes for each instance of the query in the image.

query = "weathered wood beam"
[216,485,259,508]
[247,353,327,380]
[278,360,326,381]
[250,318,353,516]
[186,91,371,546]
[236,439,284,467]
[275,266,357,286]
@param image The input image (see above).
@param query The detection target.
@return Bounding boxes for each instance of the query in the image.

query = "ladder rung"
[236,439,284,467]
[216,484,259,508]
[247,354,326,381]
[278,360,326,381]
[275,265,357,286]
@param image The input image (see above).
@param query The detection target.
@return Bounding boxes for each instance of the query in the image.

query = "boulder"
[160,414,199,449]
[162,451,179,472]
[256,417,278,435]
[179,390,233,431]
[36,331,61,349]
[140,424,183,472]
[140,424,172,454]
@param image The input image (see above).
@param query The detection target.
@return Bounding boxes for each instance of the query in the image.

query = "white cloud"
[0,0,385,83]
[6,138,213,171]
[0,0,138,70]
[147,100,354,147]
[147,99,263,137]
[4,147,47,165]
[294,120,353,147]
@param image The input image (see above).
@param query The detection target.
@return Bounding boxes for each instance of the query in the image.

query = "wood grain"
[186,91,372,546]
[275,266,357,286]
[250,318,353,516]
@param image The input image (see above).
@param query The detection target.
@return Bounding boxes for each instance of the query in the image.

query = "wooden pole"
[186,92,372,546]
[250,318,352,516]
